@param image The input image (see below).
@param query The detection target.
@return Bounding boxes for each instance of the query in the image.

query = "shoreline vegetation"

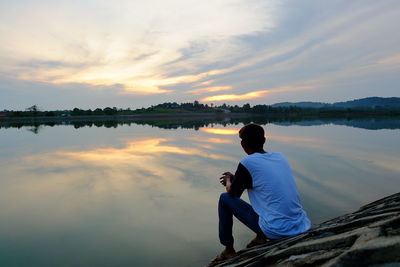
[2,97,400,117]
[1,97,399,131]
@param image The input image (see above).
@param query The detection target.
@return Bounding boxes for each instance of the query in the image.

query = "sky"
[0,0,399,110]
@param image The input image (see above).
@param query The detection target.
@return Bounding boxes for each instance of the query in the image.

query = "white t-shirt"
[233,152,311,239]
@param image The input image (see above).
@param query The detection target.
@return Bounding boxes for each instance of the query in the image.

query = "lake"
[1,118,399,266]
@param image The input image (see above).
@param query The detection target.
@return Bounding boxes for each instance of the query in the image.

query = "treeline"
[2,102,214,117]
[2,101,400,118]
[4,105,124,117]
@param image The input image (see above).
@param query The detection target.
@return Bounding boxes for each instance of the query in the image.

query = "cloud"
[377,53,400,67]
[1,0,399,109]
[196,1,400,103]
[201,85,315,102]
[0,0,278,95]
[187,85,232,95]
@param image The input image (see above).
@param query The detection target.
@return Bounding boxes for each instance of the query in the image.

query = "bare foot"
[212,247,237,263]
[246,234,269,248]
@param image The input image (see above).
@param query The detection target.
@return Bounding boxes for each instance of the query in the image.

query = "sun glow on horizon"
[201,90,269,102]
[201,85,316,102]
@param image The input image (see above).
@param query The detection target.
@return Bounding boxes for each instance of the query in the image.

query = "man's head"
[239,123,266,153]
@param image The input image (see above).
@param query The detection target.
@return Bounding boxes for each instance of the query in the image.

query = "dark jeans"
[218,192,266,247]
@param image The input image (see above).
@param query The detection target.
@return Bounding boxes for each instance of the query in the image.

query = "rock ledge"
[208,192,400,266]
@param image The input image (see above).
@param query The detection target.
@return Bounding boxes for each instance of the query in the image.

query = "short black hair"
[239,123,265,149]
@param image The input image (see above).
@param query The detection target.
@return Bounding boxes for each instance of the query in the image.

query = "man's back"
[240,152,311,239]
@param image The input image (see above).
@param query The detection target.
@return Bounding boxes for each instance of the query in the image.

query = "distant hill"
[332,97,400,108]
[272,97,400,109]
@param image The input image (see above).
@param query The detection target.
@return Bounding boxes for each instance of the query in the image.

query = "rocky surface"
[208,192,400,267]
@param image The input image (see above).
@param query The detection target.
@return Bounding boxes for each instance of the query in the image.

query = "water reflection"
[188,136,234,144]
[268,135,319,144]
[0,122,399,266]
[200,128,239,135]
[0,135,235,266]
[60,137,235,167]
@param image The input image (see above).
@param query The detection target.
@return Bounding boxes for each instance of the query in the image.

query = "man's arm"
[219,163,252,198]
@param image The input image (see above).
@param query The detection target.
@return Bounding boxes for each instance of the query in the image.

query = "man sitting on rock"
[213,123,311,262]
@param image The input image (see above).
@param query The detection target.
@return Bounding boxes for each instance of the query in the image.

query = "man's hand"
[220,172,234,186]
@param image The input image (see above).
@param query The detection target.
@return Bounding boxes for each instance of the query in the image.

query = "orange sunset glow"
[201,90,269,102]
[200,85,316,102]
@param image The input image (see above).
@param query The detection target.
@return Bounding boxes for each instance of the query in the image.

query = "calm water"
[1,118,399,266]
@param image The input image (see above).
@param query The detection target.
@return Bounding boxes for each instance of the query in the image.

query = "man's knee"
[219,192,233,213]
[219,192,236,208]
[219,192,231,202]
